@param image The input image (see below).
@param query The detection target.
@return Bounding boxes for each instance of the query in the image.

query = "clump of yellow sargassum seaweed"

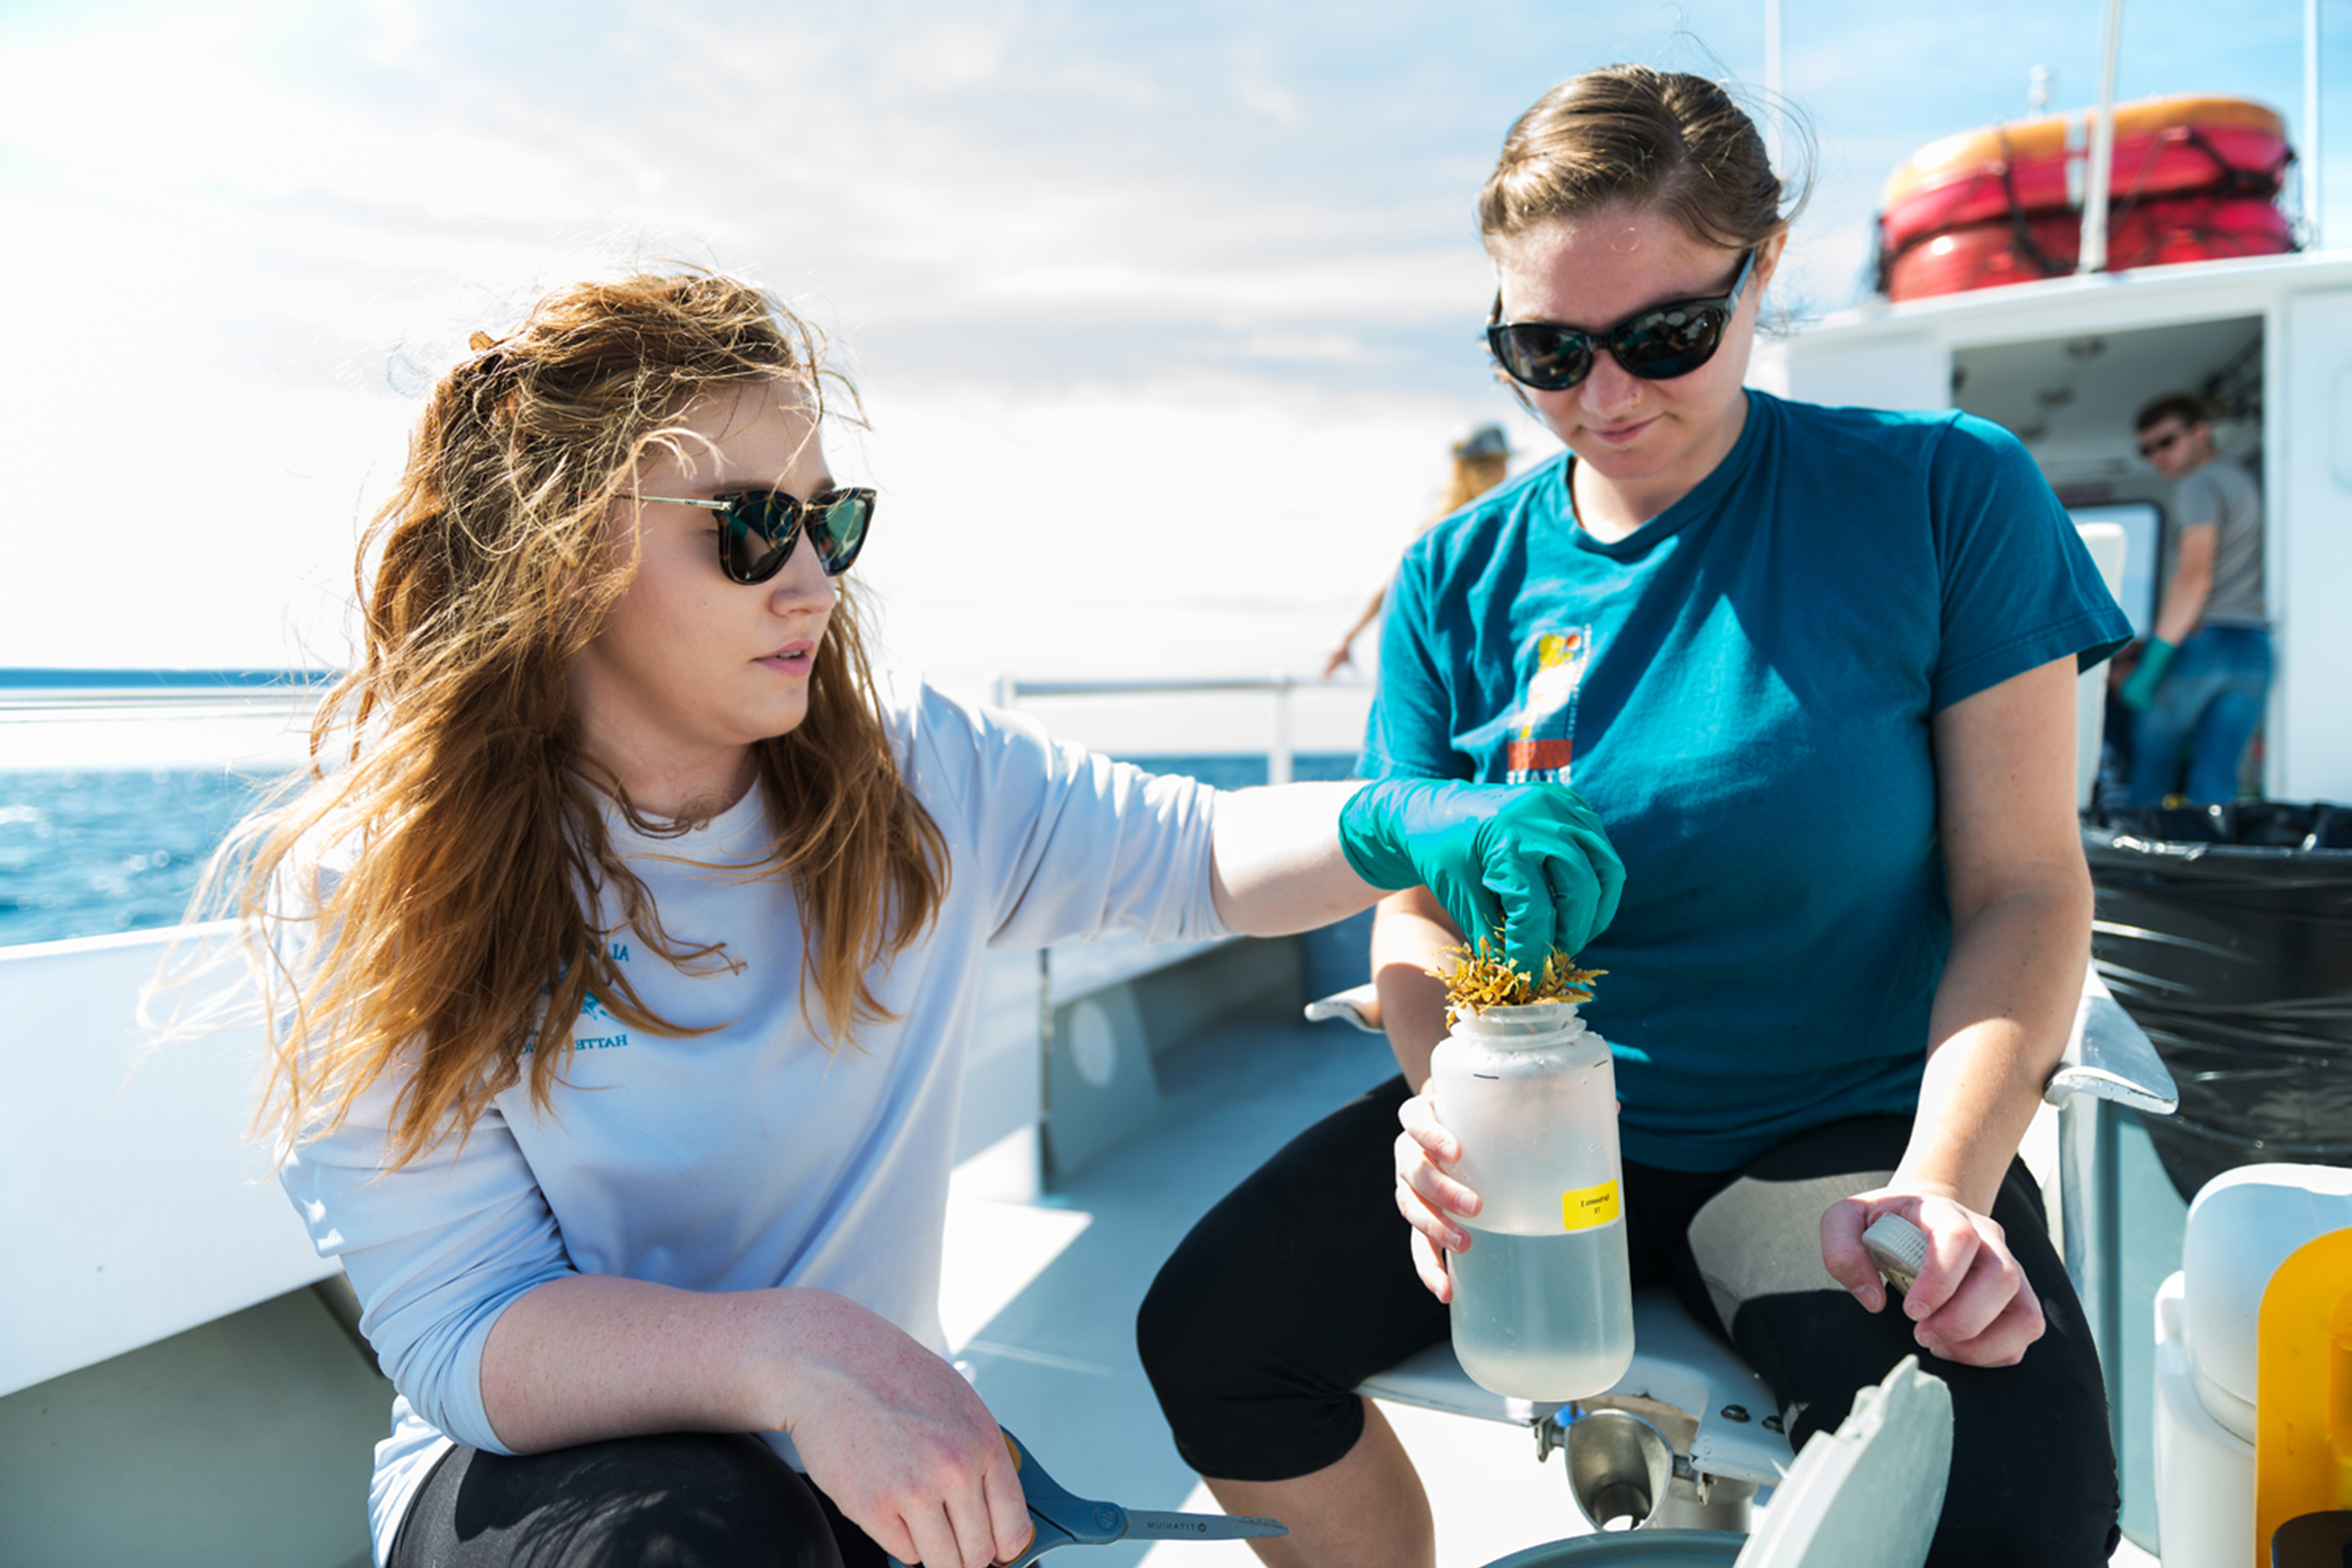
[1431,938,1605,1023]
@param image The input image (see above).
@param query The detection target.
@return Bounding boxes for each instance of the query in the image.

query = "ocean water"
[0,767,293,949]
[0,752,1360,949]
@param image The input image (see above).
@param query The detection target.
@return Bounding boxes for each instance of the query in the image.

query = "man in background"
[2119,393,2271,804]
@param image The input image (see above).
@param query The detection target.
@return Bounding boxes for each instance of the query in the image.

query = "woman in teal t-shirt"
[1141,66,2130,1568]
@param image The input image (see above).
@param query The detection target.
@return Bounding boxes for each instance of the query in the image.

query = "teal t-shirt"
[1363,391,2130,1171]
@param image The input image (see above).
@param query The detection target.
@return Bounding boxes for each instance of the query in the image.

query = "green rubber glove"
[2119,637,2176,712]
[1337,779,1625,972]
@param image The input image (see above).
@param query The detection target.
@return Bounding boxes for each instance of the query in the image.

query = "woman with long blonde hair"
[231,270,1623,1568]
[1321,424,1512,678]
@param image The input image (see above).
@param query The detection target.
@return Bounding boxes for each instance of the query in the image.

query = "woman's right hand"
[775,1292,1033,1568]
[1339,779,1625,974]
[1395,1087,1482,1302]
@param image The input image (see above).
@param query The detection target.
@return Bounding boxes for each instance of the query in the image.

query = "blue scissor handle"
[1001,1427,1128,1553]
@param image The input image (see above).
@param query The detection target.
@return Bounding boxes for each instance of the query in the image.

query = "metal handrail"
[0,672,335,717]
[0,691,325,715]
[989,674,1370,787]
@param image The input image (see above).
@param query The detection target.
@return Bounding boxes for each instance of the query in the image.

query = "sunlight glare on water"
[0,769,288,948]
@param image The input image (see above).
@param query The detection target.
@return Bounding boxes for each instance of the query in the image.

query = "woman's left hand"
[1820,1187,2045,1367]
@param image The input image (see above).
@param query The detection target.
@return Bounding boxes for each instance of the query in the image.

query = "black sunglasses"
[1486,248,1757,392]
[639,487,876,584]
[2136,427,2187,461]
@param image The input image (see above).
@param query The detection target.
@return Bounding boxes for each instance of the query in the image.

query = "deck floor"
[940,1008,1604,1568]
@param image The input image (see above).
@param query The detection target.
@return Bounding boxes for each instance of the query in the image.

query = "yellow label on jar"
[1562,1179,1621,1231]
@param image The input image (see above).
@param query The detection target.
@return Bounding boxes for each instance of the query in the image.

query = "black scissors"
[890,1427,1288,1568]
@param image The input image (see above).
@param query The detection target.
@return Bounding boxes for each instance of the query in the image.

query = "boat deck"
[944,1006,1604,1568]
[947,998,2161,1568]
[0,958,2161,1567]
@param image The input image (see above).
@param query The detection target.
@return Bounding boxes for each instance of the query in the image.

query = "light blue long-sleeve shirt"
[275,680,1228,1562]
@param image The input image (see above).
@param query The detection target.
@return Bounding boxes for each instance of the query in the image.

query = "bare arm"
[479,1277,1031,1568]
[1206,781,1388,936]
[1322,587,1390,678]
[1909,656,2088,1206]
[2151,522,2217,645]
[1369,885,1461,1089]
[1821,656,2090,1365]
[1375,886,1487,1300]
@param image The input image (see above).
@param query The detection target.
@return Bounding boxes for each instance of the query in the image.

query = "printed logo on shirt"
[569,991,630,1051]
[1504,628,1592,784]
[521,986,633,1055]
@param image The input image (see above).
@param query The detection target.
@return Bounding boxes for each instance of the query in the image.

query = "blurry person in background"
[1321,424,1513,678]
[2118,393,2271,804]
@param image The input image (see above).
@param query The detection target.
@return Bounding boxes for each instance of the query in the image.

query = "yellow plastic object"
[2255,1227,2352,1562]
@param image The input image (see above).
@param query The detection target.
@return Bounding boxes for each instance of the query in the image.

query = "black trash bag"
[2082,802,2352,1203]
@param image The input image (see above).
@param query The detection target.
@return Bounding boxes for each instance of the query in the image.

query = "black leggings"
[1136,1075,2119,1567]
[387,1432,887,1568]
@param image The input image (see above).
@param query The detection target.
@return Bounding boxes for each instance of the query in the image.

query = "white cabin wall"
[2276,288,2352,801]
[1776,330,1952,413]
[2075,524,2128,806]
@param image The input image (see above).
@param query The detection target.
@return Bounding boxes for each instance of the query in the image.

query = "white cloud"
[1040,57,1159,106]
[888,19,1014,91]
[1233,330,1377,364]
[847,377,1506,696]
[361,0,425,65]
[2,0,2342,680]
[1230,52,1303,126]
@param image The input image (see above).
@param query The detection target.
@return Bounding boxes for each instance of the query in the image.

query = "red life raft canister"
[1877,94,2295,302]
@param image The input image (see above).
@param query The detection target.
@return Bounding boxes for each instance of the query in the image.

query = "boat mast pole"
[2080,0,2124,273]
[1764,0,1785,174]
[2306,0,2324,247]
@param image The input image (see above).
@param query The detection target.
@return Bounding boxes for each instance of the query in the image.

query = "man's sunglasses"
[2136,427,2187,461]
[639,487,876,584]
[1486,248,1757,393]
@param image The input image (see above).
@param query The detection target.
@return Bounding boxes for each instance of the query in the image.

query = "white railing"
[990,674,1369,787]
[0,675,332,716]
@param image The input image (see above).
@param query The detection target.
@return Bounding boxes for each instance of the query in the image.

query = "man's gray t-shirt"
[2174,458,2266,627]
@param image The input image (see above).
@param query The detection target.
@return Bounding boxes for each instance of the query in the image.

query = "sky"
[0,0,2341,744]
